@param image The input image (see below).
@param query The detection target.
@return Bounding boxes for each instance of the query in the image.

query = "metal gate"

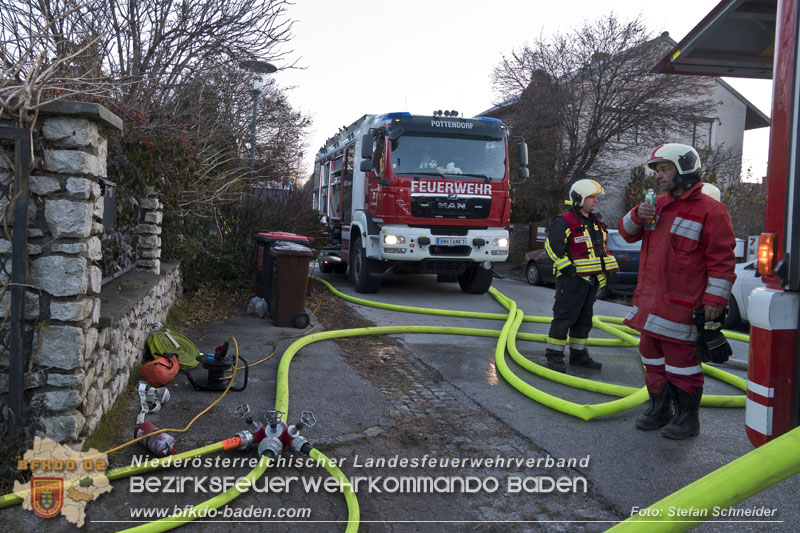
[0,126,31,451]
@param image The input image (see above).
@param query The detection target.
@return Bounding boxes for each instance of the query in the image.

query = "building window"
[692,119,713,148]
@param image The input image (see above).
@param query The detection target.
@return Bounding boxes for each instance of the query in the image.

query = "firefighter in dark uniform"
[544,179,619,373]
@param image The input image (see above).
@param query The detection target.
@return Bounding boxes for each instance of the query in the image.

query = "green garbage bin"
[270,242,317,328]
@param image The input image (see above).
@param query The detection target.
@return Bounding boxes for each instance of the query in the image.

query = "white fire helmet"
[647,143,702,175]
[569,179,604,207]
[701,182,721,202]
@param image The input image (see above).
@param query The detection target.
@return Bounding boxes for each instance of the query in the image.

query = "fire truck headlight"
[494,238,509,248]
[383,234,405,245]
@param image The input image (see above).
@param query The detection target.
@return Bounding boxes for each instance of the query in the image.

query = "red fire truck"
[312,112,528,293]
[653,0,798,447]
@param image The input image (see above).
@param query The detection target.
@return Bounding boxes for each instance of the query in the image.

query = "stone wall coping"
[98,262,178,327]
[39,101,123,132]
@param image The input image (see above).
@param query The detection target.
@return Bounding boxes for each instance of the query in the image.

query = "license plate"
[436,237,468,246]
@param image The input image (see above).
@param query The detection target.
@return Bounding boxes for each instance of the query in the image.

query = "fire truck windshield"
[390,135,506,180]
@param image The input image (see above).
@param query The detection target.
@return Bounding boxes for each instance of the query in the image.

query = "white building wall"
[711,82,747,155]
[594,80,749,223]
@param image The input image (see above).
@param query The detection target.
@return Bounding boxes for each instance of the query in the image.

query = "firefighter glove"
[693,309,732,364]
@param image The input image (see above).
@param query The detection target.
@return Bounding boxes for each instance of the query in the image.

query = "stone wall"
[78,264,182,441]
[0,103,182,445]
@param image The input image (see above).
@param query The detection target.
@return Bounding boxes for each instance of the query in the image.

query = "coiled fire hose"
[147,329,201,370]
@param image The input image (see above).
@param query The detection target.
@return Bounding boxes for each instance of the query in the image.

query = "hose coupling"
[257,436,282,459]
[236,430,254,450]
[290,436,312,456]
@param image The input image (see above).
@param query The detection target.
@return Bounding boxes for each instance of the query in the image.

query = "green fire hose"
[0,274,762,533]
[147,329,201,370]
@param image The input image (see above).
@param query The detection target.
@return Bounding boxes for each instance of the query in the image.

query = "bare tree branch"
[490,13,715,221]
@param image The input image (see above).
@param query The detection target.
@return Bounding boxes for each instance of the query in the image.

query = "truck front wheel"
[458,264,493,294]
[350,237,381,293]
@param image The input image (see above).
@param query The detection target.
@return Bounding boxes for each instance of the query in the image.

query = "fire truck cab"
[313,112,528,293]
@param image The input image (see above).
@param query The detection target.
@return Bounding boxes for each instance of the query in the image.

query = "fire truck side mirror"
[360,160,372,172]
[361,134,373,159]
[517,141,529,167]
[510,138,530,185]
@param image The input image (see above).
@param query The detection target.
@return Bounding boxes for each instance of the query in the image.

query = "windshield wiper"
[458,173,492,182]
[406,171,491,182]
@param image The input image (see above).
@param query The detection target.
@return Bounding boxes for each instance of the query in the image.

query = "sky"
[272,0,772,179]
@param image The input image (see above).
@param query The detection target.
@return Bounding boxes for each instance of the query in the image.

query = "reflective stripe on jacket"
[617,182,737,344]
[545,209,619,283]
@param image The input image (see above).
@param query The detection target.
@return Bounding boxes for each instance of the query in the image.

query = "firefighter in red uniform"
[544,179,619,373]
[618,143,736,439]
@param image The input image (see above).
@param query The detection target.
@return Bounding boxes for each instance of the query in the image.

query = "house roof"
[477,97,518,118]
[477,33,680,117]
[650,0,774,130]
[479,26,770,130]
[650,0,775,79]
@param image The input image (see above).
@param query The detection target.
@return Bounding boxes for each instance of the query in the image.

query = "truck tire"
[458,264,493,294]
[350,236,381,293]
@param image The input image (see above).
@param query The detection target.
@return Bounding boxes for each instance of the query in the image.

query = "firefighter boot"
[635,385,673,430]
[661,384,703,440]
[545,349,566,373]
[568,349,602,369]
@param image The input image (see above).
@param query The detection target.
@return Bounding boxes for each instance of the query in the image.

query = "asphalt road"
[4,266,796,532]
[315,267,799,532]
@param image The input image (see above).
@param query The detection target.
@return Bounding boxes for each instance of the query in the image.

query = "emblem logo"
[31,477,63,518]
[437,201,467,210]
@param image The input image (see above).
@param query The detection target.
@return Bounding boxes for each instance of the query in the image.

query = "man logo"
[31,477,63,518]
[438,201,467,210]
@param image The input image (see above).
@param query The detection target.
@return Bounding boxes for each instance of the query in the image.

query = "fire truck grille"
[411,196,491,219]
[428,245,472,256]
[420,260,469,274]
